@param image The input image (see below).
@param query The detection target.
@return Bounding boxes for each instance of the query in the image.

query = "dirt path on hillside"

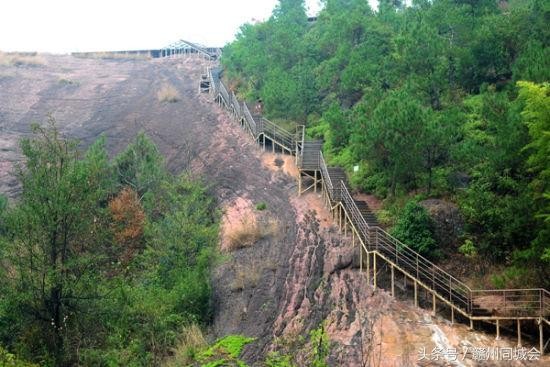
[1,56,545,366]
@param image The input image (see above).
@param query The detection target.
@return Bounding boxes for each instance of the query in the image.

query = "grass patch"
[255,202,267,211]
[59,78,79,86]
[157,84,180,103]
[201,335,255,359]
[165,334,254,367]
[164,324,207,367]
[226,218,280,251]
[231,262,262,292]
[0,52,45,67]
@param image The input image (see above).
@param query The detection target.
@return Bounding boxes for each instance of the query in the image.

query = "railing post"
[373,252,377,289]
[540,320,544,356]
[517,319,522,347]
[449,277,452,302]
[375,227,379,252]
[416,254,419,279]
[391,265,395,297]
[540,289,543,318]
[432,267,435,291]
[366,251,370,286]
[359,243,362,272]
[414,280,418,307]
[314,170,318,193]
[344,210,347,236]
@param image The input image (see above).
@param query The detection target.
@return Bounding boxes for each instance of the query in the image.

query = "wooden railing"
[207,68,550,323]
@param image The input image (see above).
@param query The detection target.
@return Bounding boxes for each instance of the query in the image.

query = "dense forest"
[0,123,219,365]
[221,0,550,287]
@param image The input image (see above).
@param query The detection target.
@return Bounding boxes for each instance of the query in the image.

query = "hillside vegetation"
[0,123,218,366]
[221,0,550,287]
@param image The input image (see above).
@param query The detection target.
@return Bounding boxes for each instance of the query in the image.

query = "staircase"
[205,68,550,354]
[297,141,322,171]
[353,200,378,227]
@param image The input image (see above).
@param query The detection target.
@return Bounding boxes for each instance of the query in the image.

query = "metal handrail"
[470,289,550,317]
[319,151,333,195]
[218,80,230,106]
[260,118,296,150]
[231,91,241,118]
[208,68,219,96]
[338,177,550,318]
[339,181,372,243]
[242,103,257,138]
[339,180,472,312]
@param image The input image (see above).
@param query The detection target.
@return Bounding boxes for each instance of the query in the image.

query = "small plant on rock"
[157,84,180,103]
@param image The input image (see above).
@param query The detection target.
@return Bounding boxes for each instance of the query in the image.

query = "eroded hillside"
[0,55,546,366]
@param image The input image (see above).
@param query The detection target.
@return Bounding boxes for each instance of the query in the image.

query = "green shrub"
[178,335,255,366]
[362,172,389,198]
[255,202,267,211]
[200,335,255,360]
[391,201,439,259]
[458,239,478,258]
[0,347,38,367]
[491,266,533,289]
[309,323,329,367]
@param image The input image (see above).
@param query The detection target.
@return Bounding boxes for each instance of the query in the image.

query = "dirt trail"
[0,56,546,366]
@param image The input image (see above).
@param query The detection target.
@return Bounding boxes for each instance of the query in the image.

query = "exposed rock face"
[254,204,544,366]
[420,199,464,249]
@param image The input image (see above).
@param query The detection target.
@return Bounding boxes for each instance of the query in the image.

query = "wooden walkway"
[204,68,550,355]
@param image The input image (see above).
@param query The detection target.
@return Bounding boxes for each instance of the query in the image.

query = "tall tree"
[1,122,111,365]
[114,132,167,206]
[359,89,428,196]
